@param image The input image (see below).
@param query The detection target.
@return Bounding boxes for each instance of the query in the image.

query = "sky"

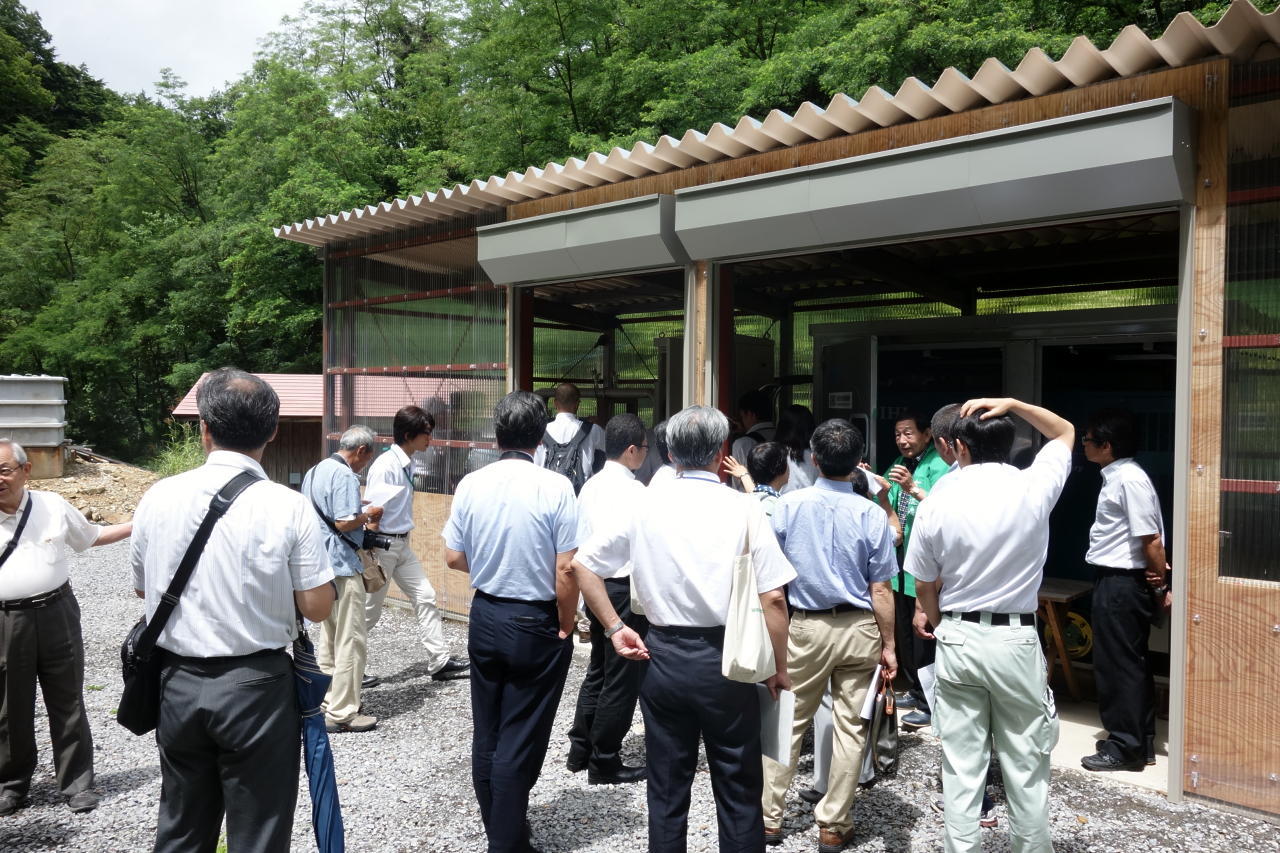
[23,0,310,97]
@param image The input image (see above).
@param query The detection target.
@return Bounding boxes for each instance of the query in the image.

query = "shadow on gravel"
[0,813,79,850]
[96,763,160,797]
[849,784,920,851]
[363,668,470,722]
[535,785,644,849]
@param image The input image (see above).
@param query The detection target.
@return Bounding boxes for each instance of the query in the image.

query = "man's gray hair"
[0,438,28,465]
[338,425,377,452]
[666,406,730,468]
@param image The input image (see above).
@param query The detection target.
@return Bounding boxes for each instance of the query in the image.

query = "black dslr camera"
[363,531,393,551]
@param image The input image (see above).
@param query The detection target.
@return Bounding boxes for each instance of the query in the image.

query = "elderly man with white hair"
[573,405,796,853]
[301,424,385,734]
[0,438,132,817]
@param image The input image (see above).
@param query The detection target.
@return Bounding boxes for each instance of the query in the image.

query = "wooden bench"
[1037,577,1093,701]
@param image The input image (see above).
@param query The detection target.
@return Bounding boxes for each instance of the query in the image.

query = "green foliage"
[0,0,1256,459]
[146,421,206,478]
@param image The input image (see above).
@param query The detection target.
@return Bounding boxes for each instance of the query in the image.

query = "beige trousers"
[934,615,1059,853]
[363,537,450,673]
[763,609,881,835]
[318,574,369,725]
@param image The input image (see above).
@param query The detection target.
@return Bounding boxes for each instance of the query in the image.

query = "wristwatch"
[603,620,625,638]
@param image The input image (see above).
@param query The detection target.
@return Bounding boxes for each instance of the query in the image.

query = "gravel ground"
[3,541,1277,852]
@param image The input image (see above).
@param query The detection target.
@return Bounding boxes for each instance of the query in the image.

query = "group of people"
[0,368,1169,853]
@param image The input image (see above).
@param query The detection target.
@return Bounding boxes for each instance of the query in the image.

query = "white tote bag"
[721,524,776,683]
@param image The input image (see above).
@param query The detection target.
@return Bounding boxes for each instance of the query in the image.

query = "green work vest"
[886,443,950,597]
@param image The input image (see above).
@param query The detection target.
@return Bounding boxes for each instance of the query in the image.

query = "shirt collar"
[553,411,581,424]
[815,477,854,493]
[602,460,635,480]
[206,450,269,479]
[0,489,30,522]
[388,443,411,467]
[754,482,781,499]
[1100,457,1133,482]
[678,469,720,484]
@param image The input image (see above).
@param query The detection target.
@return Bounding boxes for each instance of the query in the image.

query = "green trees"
[0,0,1260,458]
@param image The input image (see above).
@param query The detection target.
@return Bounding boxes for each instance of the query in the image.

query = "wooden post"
[686,260,712,406]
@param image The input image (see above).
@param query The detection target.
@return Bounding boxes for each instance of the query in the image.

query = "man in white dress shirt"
[363,405,469,686]
[534,383,605,492]
[0,439,131,817]
[566,413,650,785]
[1078,409,1166,773]
[646,418,677,487]
[573,405,796,853]
[906,397,1073,853]
[729,390,775,490]
[130,368,336,852]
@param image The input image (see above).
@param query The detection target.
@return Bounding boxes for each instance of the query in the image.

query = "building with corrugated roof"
[275,1,1280,817]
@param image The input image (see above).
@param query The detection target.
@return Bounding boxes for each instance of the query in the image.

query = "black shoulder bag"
[118,470,260,735]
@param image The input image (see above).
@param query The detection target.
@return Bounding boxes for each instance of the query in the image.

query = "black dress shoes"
[362,674,381,689]
[587,763,647,785]
[797,786,824,805]
[1081,749,1144,772]
[432,656,471,681]
[566,755,587,772]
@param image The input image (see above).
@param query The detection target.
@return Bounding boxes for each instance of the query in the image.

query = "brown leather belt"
[0,580,71,611]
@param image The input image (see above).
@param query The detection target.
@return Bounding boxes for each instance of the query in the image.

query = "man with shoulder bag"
[130,368,335,853]
[302,424,386,734]
[0,439,131,817]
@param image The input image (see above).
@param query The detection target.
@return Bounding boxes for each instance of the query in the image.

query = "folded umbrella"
[293,623,346,853]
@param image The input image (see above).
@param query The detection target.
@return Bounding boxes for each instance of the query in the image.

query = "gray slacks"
[154,650,299,853]
[0,589,94,800]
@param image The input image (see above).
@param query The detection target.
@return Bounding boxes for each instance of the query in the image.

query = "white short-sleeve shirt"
[576,461,644,579]
[1086,458,1164,569]
[130,451,333,657]
[576,469,797,627]
[365,443,416,534]
[905,441,1071,614]
[0,491,100,600]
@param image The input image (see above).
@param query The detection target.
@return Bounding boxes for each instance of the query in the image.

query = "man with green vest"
[884,411,950,727]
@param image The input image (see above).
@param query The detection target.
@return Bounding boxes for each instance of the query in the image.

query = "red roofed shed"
[173,373,323,488]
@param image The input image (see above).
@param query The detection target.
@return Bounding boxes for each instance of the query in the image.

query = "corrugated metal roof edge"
[274,0,1280,249]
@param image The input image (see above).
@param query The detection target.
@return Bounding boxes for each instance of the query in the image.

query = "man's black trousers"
[567,577,649,773]
[469,591,573,853]
[0,589,94,800]
[154,649,299,853]
[641,626,765,853]
[1091,568,1156,763]
[893,588,934,711]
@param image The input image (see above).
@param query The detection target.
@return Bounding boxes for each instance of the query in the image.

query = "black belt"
[945,611,1036,627]
[382,531,410,538]
[1091,565,1146,578]
[474,589,555,608]
[161,647,286,664]
[0,580,70,611]
[792,603,868,617]
[651,624,725,639]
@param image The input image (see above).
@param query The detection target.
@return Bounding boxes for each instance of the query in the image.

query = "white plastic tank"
[0,374,67,478]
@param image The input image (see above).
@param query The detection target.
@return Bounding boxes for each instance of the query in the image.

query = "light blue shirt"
[443,456,579,601]
[301,455,363,577]
[771,477,896,610]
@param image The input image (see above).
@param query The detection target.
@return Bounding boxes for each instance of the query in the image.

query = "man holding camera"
[302,425,385,733]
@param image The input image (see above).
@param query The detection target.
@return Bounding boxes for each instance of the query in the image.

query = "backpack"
[541,420,594,494]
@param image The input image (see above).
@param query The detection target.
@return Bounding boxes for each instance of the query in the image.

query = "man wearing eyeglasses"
[0,439,131,817]
[363,405,469,687]
[1079,409,1166,773]
[566,413,651,786]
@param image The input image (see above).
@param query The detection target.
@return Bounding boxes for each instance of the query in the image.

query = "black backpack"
[541,420,593,494]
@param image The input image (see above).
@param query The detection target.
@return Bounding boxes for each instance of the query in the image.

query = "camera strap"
[0,495,34,571]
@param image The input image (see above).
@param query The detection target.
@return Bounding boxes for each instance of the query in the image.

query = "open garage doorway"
[722,210,1182,791]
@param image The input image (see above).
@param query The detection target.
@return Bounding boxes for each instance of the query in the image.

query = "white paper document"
[361,482,405,509]
[756,686,796,766]
[859,665,883,720]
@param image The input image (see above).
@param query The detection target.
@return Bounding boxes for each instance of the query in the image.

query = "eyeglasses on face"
[0,466,24,478]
